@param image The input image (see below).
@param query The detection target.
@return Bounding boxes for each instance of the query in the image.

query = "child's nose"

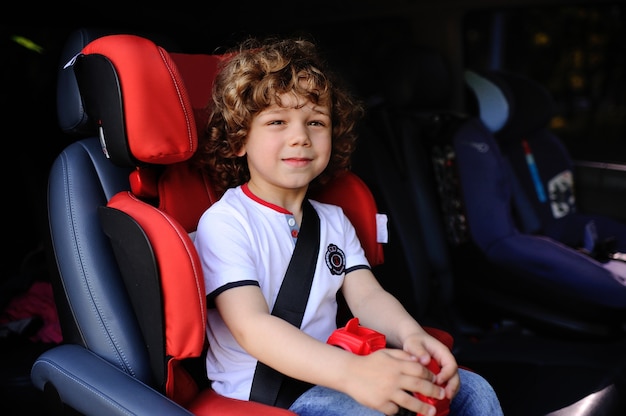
[289,124,311,146]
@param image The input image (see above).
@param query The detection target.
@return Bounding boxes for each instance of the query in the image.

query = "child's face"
[240,93,332,197]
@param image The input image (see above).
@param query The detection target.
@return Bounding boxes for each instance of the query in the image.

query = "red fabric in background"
[0,281,62,344]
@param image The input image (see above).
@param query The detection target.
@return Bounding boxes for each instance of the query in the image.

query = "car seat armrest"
[31,344,193,415]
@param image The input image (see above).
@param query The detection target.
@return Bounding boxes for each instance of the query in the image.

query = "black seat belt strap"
[249,199,320,408]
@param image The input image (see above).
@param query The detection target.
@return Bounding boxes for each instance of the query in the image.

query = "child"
[193,36,503,416]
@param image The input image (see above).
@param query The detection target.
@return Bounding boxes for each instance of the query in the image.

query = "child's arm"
[215,284,445,415]
[342,268,461,401]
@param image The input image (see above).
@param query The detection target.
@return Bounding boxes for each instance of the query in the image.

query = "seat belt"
[249,198,320,408]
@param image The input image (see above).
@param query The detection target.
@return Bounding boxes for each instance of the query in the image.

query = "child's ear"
[236,146,246,157]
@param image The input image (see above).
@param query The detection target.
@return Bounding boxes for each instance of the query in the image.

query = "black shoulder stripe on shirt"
[206,280,260,308]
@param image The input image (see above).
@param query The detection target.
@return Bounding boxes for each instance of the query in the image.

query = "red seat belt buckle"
[327,318,449,416]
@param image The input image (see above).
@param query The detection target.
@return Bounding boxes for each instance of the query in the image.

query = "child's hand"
[401,332,461,402]
[342,347,447,416]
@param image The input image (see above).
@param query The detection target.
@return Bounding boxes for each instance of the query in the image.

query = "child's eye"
[309,120,327,127]
[268,120,285,125]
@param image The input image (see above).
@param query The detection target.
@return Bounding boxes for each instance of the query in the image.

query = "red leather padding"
[171,53,227,138]
[106,191,297,413]
[106,191,206,373]
[128,163,218,233]
[188,389,297,416]
[82,35,197,165]
[168,359,201,407]
[129,167,160,199]
[157,163,220,232]
[170,53,224,110]
[311,171,385,267]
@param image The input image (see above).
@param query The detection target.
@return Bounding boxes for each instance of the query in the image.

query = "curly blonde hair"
[192,36,364,197]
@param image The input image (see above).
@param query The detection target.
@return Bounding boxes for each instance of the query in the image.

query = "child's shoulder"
[212,186,243,206]
[201,187,245,219]
[309,198,347,220]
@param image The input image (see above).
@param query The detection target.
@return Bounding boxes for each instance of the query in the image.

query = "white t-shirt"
[194,184,370,401]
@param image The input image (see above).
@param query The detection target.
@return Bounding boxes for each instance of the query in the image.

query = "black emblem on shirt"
[325,244,345,275]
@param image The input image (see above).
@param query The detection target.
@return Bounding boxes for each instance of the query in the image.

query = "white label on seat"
[604,259,626,286]
[376,213,389,244]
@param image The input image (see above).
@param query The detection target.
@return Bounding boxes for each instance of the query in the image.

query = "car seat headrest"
[57,28,182,138]
[68,34,226,232]
[464,70,509,133]
[374,44,452,110]
[71,34,213,167]
[465,69,556,142]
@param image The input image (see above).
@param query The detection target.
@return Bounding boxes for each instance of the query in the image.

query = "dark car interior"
[2,1,626,415]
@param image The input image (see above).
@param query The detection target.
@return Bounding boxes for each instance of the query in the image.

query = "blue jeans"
[288,368,503,416]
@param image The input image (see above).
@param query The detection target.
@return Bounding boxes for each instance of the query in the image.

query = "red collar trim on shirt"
[241,183,292,214]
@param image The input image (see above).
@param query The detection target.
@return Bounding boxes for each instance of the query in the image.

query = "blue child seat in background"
[465,69,626,258]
